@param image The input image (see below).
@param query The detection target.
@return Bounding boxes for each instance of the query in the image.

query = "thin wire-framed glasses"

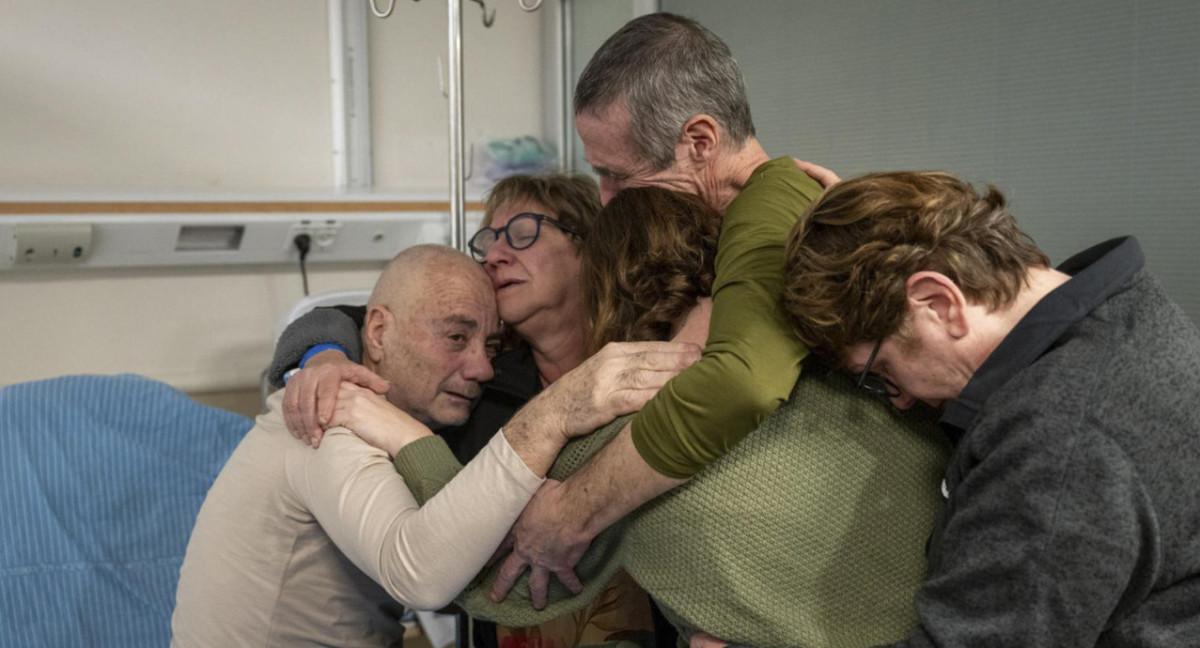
[857,338,902,399]
[468,213,580,262]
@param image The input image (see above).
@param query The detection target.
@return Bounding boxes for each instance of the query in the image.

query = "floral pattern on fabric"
[495,571,654,648]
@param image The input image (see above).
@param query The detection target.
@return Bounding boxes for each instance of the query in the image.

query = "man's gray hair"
[574,13,755,171]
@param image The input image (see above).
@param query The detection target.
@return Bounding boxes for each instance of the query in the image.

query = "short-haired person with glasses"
[265,173,685,648]
[739,170,1200,647]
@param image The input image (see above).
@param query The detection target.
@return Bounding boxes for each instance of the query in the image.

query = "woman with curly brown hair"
[379,186,952,648]
[581,188,722,354]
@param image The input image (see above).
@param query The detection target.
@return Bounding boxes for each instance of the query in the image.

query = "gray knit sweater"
[889,238,1200,647]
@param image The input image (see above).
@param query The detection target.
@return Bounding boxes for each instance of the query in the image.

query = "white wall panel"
[0,0,548,390]
[663,0,1200,323]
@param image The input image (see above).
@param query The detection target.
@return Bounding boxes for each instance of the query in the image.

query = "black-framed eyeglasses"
[857,338,902,399]
[468,213,580,262]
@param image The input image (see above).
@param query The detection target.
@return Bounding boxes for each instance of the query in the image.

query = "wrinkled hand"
[282,349,389,448]
[491,479,589,609]
[528,341,701,440]
[792,158,841,189]
[489,341,699,604]
[328,383,431,457]
[689,632,731,648]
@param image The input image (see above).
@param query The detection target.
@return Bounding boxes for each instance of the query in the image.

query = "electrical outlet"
[287,220,341,253]
[13,223,94,265]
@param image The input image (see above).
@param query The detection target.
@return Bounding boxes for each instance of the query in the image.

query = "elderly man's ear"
[905,271,971,340]
[363,305,395,364]
[679,114,720,166]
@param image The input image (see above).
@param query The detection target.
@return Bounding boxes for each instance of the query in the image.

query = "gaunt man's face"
[384,271,500,428]
[575,102,702,205]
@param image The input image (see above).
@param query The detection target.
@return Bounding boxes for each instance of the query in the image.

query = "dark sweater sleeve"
[880,416,1156,647]
[265,305,367,389]
[392,435,464,503]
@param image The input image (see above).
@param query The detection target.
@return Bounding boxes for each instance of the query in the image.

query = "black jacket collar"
[940,237,1144,441]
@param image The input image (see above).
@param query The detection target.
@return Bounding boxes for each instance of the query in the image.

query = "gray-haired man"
[491,13,829,605]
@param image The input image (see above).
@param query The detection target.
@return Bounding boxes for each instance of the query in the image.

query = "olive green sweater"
[395,366,949,648]
[630,157,823,478]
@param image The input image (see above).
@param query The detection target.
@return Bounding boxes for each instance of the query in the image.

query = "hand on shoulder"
[328,383,431,457]
[282,349,389,448]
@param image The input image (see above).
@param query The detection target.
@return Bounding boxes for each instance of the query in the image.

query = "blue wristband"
[300,343,347,368]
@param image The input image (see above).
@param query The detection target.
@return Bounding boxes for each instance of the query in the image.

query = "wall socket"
[13,223,94,265]
[287,220,342,253]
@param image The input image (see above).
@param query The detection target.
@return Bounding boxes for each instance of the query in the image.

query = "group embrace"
[172,13,1200,648]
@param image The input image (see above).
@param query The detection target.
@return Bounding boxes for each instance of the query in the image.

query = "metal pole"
[447,0,467,252]
[329,0,374,191]
[328,0,349,189]
[559,0,573,171]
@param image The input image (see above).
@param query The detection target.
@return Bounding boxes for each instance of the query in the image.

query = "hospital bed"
[0,374,253,648]
[0,294,351,647]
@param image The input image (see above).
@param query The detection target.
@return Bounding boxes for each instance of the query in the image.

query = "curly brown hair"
[581,187,723,353]
[782,171,1050,364]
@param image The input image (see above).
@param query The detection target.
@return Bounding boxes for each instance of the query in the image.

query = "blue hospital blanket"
[0,374,253,648]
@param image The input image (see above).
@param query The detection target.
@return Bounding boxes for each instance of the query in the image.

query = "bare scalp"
[371,244,493,323]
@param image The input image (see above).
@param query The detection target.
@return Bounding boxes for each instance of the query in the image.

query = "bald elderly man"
[171,245,693,647]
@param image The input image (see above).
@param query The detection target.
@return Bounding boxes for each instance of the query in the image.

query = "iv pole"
[447,0,542,253]
[366,0,544,253]
[447,0,466,252]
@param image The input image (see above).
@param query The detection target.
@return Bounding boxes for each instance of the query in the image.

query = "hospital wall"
[665,0,1200,325]
[0,1,547,393]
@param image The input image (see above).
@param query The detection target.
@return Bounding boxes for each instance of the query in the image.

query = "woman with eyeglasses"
[467,177,592,391]
[266,173,664,648]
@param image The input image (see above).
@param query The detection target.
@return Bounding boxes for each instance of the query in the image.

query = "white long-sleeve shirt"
[171,390,542,648]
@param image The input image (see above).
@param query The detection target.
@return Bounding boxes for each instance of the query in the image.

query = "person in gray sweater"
[731,170,1200,648]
